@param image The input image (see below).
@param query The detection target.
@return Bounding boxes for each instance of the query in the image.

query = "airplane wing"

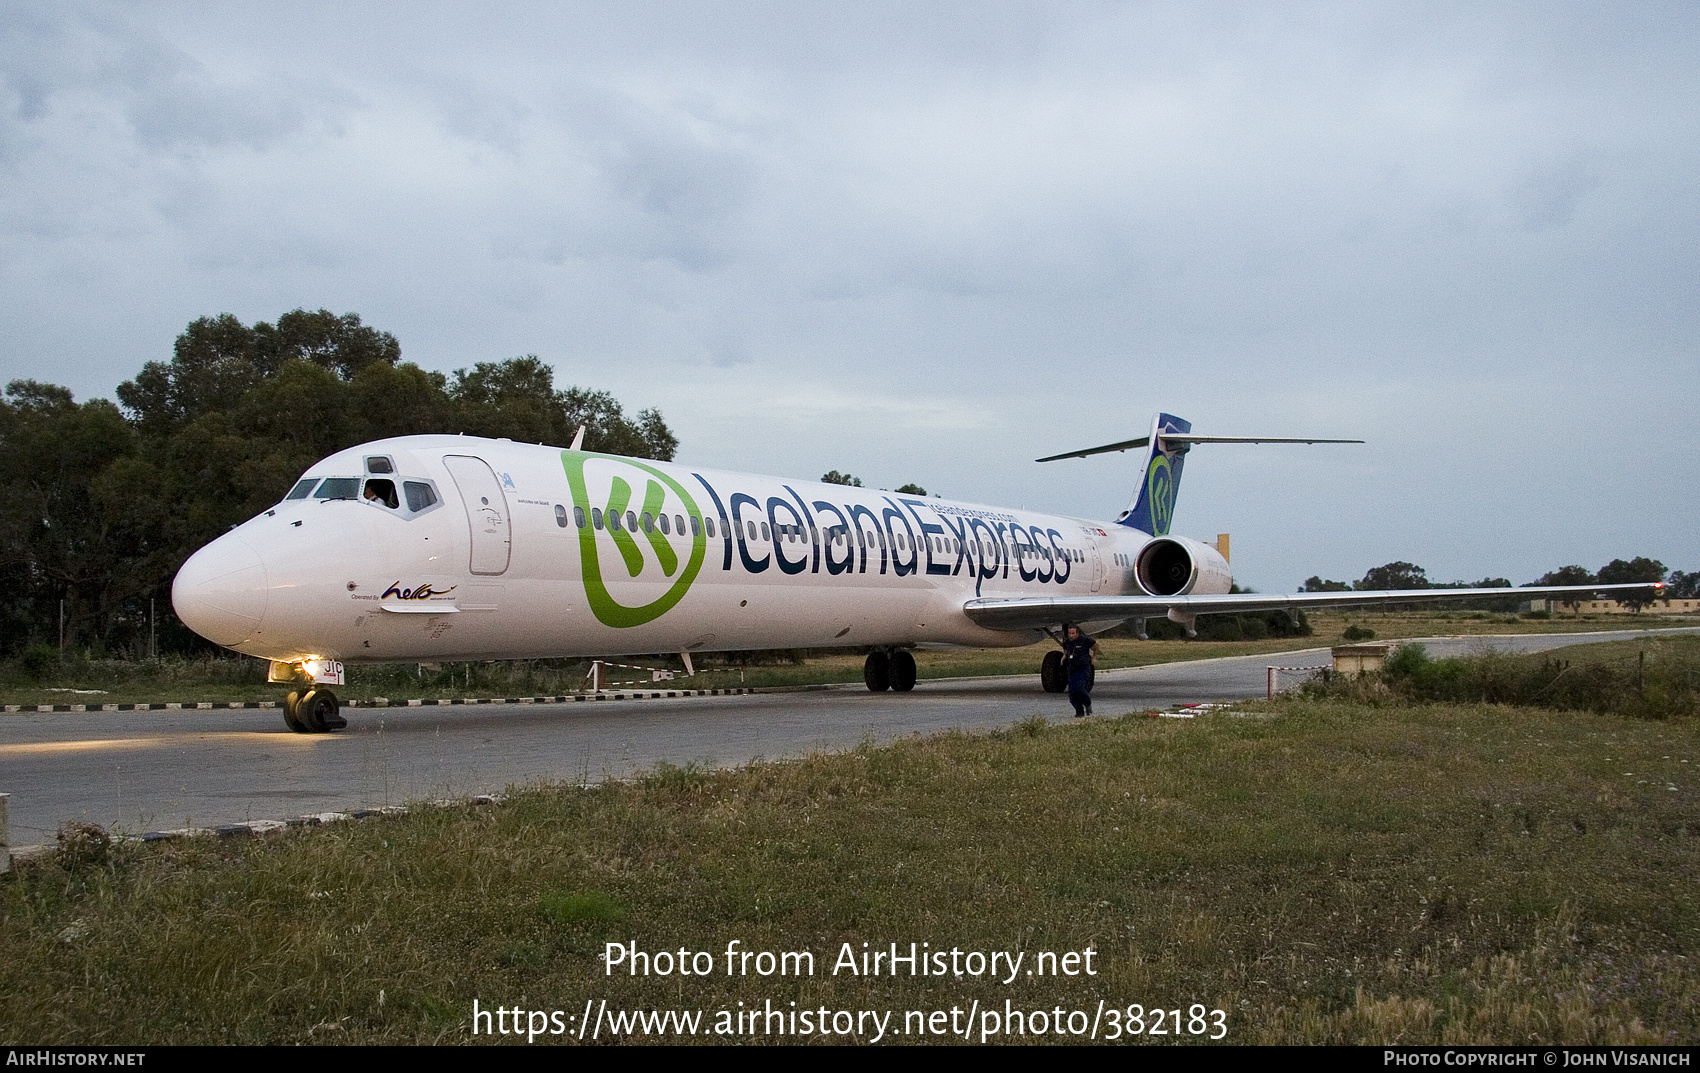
[962,583,1663,632]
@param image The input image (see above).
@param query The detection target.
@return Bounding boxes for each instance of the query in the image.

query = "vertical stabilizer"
[1117,413,1191,535]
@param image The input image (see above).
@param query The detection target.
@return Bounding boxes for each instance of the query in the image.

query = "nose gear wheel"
[285,688,345,733]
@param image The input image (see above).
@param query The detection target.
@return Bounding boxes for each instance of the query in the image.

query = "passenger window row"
[539,503,1085,567]
[558,506,703,535]
[546,509,1005,559]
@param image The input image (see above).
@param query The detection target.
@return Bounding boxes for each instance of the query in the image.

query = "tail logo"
[1147,453,1175,535]
[562,451,706,628]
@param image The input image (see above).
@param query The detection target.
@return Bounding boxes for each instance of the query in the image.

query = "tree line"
[0,309,677,658]
[1301,558,1695,610]
[821,470,928,496]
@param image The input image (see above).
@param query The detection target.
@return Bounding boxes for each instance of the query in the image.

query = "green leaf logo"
[562,451,706,627]
[1147,453,1174,536]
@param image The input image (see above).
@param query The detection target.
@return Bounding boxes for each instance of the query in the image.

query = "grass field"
[3,610,1693,707]
[2,647,1695,1045]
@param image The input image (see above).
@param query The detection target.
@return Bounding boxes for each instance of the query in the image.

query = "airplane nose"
[172,535,269,647]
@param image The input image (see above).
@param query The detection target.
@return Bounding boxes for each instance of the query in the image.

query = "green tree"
[2,311,679,656]
[894,483,928,496]
[1356,562,1429,591]
[450,357,566,444]
[559,386,675,460]
[1597,557,1666,611]
[254,308,401,379]
[1441,576,1516,610]
[821,470,862,487]
[114,308,415,543]
[631,406,679,462]
[1533,565,1596,587]
[348,361,454,442]
[116,313,262,437]
[116,309,401,437]
[1300,576,1351,592]
[1668,570,1699,600]
[0,381,152,654]
[449,358,676,460]
[1529,564,1597,612]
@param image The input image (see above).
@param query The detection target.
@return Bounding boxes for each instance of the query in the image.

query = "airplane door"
[1088,542,1105,593]
[442,455,512,575]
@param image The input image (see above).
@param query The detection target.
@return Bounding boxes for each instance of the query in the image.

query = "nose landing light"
[172,536,269,647]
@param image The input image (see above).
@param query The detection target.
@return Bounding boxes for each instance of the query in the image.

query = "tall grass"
[1304,636,1700,719]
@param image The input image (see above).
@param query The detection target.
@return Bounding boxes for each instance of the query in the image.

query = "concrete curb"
[7,794,512,863]
[3,700,280,713]
[346,688,758,707]
[2,688,758,714]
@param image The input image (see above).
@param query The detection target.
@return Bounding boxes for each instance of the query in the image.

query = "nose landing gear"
[283,691,308,733]
[286,689,346,733]
[271,659,348,733]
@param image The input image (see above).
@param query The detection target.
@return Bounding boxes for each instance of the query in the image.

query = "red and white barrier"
[1267,665,1332,697]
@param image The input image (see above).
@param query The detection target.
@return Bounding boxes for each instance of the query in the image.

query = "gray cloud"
[0,2,1694,588]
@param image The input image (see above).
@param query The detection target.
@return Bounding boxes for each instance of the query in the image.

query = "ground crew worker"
[1061,624,1098,717]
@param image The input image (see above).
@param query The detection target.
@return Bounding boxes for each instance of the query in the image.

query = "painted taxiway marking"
[0,731,335,756]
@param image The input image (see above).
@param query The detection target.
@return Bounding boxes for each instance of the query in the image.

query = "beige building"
[1331,643,1394,674]
[1523,598,1700,615]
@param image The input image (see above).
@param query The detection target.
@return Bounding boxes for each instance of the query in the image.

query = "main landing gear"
[863,649,917,692]
[1038,643,1093,694]
[1040,650,1066,693]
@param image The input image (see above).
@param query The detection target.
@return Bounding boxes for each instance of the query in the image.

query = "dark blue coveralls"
[1062,633,1098,717]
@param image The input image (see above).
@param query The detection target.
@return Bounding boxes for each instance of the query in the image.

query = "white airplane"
[171,412,1659,732]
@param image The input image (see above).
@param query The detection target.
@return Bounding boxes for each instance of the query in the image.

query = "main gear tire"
[1040,650,1066,693]
[889,649,917,692]
[863,651,890,692]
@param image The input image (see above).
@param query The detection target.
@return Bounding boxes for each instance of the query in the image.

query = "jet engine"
[1134,536,1233,598]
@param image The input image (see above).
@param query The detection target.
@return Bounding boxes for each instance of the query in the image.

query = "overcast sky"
[2,2,1694,590]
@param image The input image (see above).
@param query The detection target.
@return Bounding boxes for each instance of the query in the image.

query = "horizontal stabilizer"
[963,582,1663,632]
[1163,435,1364,445]
[1036,433,1361,463]
[1035,436,1148,463]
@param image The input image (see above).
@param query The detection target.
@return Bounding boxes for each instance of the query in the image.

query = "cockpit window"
[365,456,395,474]
[363,478,399,509]
[313,477,361,500]
[285,478,318,500]
[403,481,437,512]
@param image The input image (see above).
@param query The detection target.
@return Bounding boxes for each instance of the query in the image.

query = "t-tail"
[1035,414,1363,536]
[1119,413,1190,534]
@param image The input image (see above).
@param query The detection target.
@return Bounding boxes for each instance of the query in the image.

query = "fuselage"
[171,435,1232,664]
